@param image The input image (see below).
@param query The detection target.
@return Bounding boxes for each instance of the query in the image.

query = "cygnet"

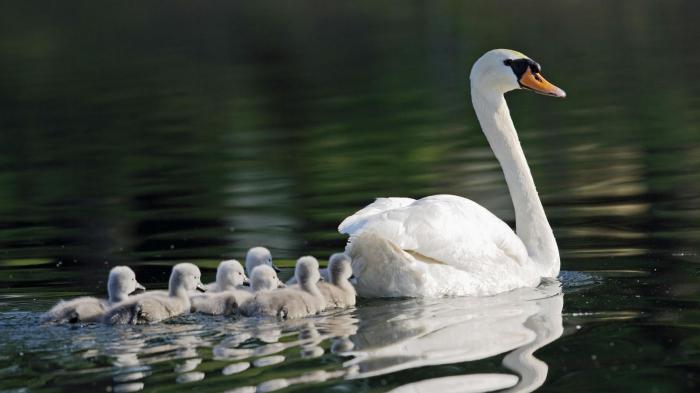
[203,259,249,292]
[318,253,356,308]
[191,260,251,315]
[104,263,204,324]
[41,266,145,324]
[241,256,325,319]
[245,247,280,276]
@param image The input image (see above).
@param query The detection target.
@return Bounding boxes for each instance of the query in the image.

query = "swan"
[191,260,251,315]
[103,263,205,324]
[318,253,356,308]
[41,266,145,323]
[241,256,325,319]
[339,49,565,298]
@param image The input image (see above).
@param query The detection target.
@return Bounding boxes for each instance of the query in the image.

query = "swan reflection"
[48,279,563,393]
[346,279,564,393]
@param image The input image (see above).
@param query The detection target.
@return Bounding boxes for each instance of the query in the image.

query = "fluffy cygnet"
[245,247,280,276]
[104,263,205,324]
[41,266,145,324]
[241,256,325,319]
[286,267,330,285]
[318,253,356,308]
[250,265,284,292]
[191,260,251,316]
[203,259,249,292]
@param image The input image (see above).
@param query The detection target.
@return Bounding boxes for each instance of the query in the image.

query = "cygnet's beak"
[130,283,146,295]
[277,280,286,289]
[272,264,281,273]
[242,275,250,286]
[519,67,566,98]
[196,282,207,293]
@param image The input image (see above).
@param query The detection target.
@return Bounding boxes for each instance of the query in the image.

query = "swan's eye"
[503,59,512,66]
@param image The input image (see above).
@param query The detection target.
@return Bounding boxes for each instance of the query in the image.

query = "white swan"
[104,263,205,324]
[318,253,356,308]
[339,49,565,298]
[41,266,145,323]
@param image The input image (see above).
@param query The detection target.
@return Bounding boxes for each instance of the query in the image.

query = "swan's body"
[192,260,251,315]
[104,263,204,324]
[339,49,565,298]
[41,266,144,324]
[318,253,356,308]
[241,256,325,319]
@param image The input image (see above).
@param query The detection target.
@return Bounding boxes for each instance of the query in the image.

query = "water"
[1,1,700,391]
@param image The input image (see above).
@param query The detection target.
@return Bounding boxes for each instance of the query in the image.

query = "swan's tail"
[345,232,432,298]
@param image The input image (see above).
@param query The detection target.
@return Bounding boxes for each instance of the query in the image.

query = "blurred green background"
[2,0,699,272]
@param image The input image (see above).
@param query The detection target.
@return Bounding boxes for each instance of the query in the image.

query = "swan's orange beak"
[519,67,566,98]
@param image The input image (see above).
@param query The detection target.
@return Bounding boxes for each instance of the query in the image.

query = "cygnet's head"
[470,49,565,98]
[108,266,145,303]
[294,256,321,286]
[327,253,353,284]
[169,263,205,294]
[245,247,279,275]
[216,259,248,289]
[250,265,281,292]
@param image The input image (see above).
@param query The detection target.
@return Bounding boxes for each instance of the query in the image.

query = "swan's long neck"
[471,88,560,276]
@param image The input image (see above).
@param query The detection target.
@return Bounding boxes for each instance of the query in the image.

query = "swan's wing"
[339,197,416,235]
[341,194,528,271]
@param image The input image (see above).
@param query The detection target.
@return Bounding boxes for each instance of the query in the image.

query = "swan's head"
[170,263,205,293]
[295,256,321,286]
[470,49,565,98]
[328,253,353,283]
[250,265,281,292]
[108,266,145,303]
[245,246,278,275]
[216,259,248,289]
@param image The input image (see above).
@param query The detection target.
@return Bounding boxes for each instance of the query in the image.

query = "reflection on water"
[0,278,568,393]
[351,280,563,392]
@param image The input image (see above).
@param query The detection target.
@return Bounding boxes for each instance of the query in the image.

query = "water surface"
[1,1,700,392]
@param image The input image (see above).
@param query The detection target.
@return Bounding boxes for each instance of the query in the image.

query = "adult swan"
[338,49,566,298]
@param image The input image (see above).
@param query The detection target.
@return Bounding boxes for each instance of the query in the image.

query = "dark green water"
[2,1,700,392]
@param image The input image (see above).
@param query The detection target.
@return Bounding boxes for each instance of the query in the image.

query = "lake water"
[2,1,700,392]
